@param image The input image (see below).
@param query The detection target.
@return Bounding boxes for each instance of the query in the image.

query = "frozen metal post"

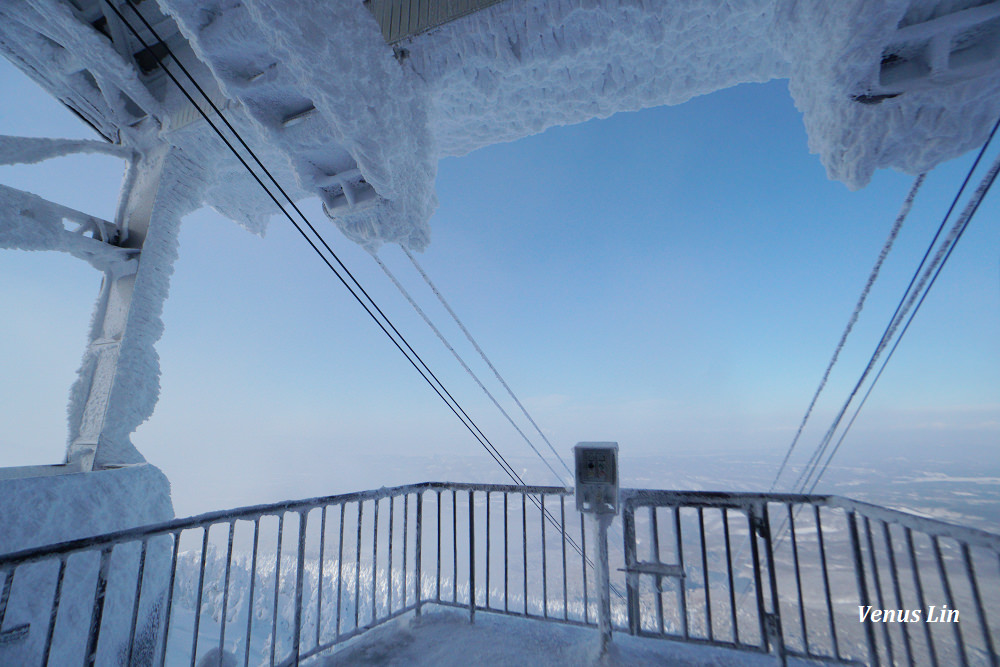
[574,442,619,655]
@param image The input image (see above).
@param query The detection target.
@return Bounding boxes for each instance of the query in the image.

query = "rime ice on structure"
[1,0,999,522]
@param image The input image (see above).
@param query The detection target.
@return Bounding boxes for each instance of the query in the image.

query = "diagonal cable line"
[736,173,924,608]
[806,148,1000,496]
[740,154,1000,614]
[113,0,627,600]
[372,250,570,487]
[768,173,925,493]
[108,0,524,488]
[739,118,1000,612]
[792,115,1000,496]
[403,247,575,479]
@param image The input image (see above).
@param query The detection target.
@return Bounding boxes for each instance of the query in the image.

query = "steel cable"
[113,0,626,601]
[109,1,526,488]
[403,247,575,479]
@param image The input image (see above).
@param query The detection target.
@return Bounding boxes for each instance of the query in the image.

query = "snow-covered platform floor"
[320,607,845,666]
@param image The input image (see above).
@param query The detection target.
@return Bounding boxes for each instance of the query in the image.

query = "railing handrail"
[6,485,997,568]
[827,495,1000,552]
[2,482,997,666]
[620,489,1000,553]
[621,489,833,508]
[0,481,571,567]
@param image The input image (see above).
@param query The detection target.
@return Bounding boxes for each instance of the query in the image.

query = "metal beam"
[66,143,178,470]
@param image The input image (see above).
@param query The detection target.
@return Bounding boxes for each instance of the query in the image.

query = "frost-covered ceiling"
[3,0,1000,250]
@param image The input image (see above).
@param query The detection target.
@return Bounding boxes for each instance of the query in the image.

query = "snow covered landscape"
[2,0,1000,664]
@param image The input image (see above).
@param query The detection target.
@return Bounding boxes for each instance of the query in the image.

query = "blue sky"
[2,56,998,515]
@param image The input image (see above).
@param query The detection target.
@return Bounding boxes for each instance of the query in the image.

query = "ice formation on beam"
[0,137,137,276]
[0,183,138,275]
[9,0,999,251]
[155,0,1000,251]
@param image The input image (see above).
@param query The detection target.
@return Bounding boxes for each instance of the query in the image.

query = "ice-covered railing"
[1,483,998,666]
[0,482,598,666]
[621,490,1000,666]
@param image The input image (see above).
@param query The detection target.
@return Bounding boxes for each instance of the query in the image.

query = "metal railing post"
[522,492,528,615]
[561,496,568,622]
[244,521,260,667]
[192,529,210,667]
[864,517,895,665]
[759,504,786,666]
[815,506,840,661]
[317,506,327,648]
[904,527,937,666]
[41,558,67,665]
[788,505,807,655]
[388,496,394,615]
[126,539,148,666]
[962,543,997,666]
[158,536,182,667]
[272,514,285,666]
[218,525,235,665]
[0,568,12,629]
[414,492,422,616]
[85,547,113,667]
[505,493,510,614]
[580,512,588,625]
[292,511,308,664]
[353,503,362,630]
[402,494,409,612]
[722,508,738,645]
[371,499,379,625]
[882,521,914,667]
[932,536,968,665]
[484,491,490,609]
[541,493,548,619]
[436,491,441,603]
[595,512,614,653]
[452,490,458,605]
[335,505,345,638]
[847,510,880,667]
[622,500,639,635]
[469,489,475,623]
[698,507,713,642]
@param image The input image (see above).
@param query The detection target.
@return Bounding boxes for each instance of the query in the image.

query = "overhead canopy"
[2,0,999,249]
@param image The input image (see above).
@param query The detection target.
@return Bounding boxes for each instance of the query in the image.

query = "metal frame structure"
[1,483,997,666]
[873,1,1000,97]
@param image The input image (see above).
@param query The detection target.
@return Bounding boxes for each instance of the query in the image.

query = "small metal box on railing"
[573,442,619,514]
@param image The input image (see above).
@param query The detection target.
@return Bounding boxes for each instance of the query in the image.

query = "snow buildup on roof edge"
[410,0,1000,191]
[164,0,1000,249]
[159,0,437,251]
[779,1,1000,188]
[412,0,791,158]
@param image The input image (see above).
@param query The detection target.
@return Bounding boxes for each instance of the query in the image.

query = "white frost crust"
[153,0,1000,251]
[776,0,1000,188]
[159,0,438,250]
[0,465,173,667]
[158,109,294,237]
[4,0,1000,475]
[0,135,131,165]
[0,183,137,275]
[411,0,790,158]
[410,0,1000,189]
[63,149,205,468]
[1,0,163,127]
